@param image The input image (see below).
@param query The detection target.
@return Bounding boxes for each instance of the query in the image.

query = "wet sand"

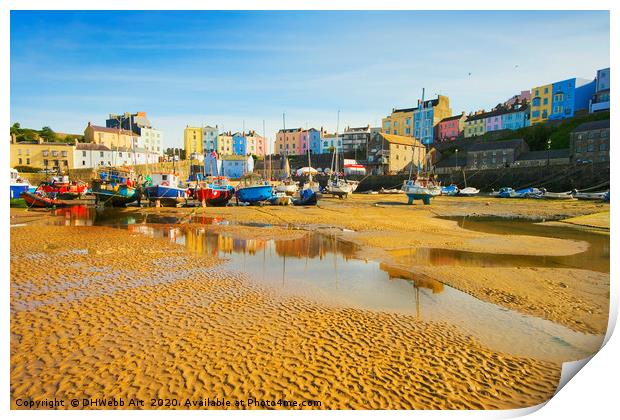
[11,224,560,409]
[10,195,609,409]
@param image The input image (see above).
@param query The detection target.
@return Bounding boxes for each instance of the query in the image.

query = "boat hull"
[236,185,273,204]
[293,188,318,206]
[91,181,138,207]
[10,184,29,200]
[145,185,188,206]
[195,185,235,206]
[275,184,298,196]
[20,192,68,208]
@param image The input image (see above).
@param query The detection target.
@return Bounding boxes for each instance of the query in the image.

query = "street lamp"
[455,148,459,171]
[546,139,551,166]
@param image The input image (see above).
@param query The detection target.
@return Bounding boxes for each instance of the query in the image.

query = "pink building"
[504,90,531,107]
[436,112,465,142]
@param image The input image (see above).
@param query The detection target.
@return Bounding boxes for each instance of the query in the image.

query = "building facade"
[232,132,247,156]
[202,126,218,153]
[220,155,250,178]
[84,123,136,149]
[464,112,486,138]
[412,95,452,145]
[513,149,570,167]
[217,133,233,155]
[530,83,553,124]
[382,108,414,137]
[466,139,529,169]
[320,134,343,154]
[501,102,530,130]
[275,128,304,155]
[590,67,610,113]
[106,112,163,156]
[184,126,203,158]
[11,138,76,171]
[531,78,596,124]
[245,131,266,156]
[367,132,426,175]
[73,144,160,169]
[436,113,465,142]
[341,125,371,154]
[570,120,610,163]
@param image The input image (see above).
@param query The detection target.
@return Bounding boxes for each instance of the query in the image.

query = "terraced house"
[202,125,218,153]
[183,126,203,158]
[464,111,486,138]
[382,107,414,137]
[275,127,319,155]
[413,95,452,145]
[106,111,163,156]
[435,113,465,142]
[530,77,596,124]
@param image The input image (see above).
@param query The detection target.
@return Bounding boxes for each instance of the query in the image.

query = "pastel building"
[217,133,233,155]
[84,122,136,149]
[106,112,163,156]
[501,102,530,130]
[531,77,596,124]
[320,133,343,153]
[435,113,465,142]
[307,129,323,154]
[245,130,266,156]
[413,95,452,145]
[382,108,414,137]
[590,67,610,113]
[202,125,218,153]
[232,132,247,155]
[464,112,486,138]
[184,126,203,158]
[220,155,250,178]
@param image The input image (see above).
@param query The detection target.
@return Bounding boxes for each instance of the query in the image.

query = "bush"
[13,165,42,173]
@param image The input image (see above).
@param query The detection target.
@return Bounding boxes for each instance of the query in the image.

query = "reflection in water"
[43,207,605,362]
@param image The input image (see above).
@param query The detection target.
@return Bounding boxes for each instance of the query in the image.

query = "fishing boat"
[144,172,189,206]
[91,167,139,207]
[269,192,293,206]
[10,168,33,200]
[441,184,459,196]
[457,187,480,197]
[37,175,88,199]
[236,172,274,205]
[195,177,235,206]
[403,177,442,205]
[497,187,517,198]
[20,191,68,208]
[275,155,299,196]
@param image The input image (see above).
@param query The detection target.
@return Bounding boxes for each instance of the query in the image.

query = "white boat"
[10,168,34,199]
[403,177,442,205]
[275,182,299,196]
[457,187,480,197]
[574,190,608,201]
[541,190,574,200]
[326,178,352,198]
[346,180,360,192]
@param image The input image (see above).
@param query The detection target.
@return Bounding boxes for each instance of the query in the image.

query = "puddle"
[439,216,609,273]
[27,207,607,363]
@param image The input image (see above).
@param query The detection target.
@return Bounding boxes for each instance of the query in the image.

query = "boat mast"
[262,119,267,180]
[418,88,424,177]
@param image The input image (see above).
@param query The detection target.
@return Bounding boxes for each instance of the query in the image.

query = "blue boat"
[441,184,459,196]
[144,172,188,206]
[10,168,32,199]
[91,168,139,207]
[236,183,273,204]
[497,187,517,198]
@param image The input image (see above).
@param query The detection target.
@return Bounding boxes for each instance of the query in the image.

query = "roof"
[87,124,134,136]
[76,143,111,151]
[439,114,465,123]
[380,133,422,147]
[467,139,526,152]
[465,104,529,122]
[572,120,610,132]
[516,149,570,161]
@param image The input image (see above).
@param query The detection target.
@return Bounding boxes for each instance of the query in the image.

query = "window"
[44,159,49,166]
[532,98,541,106]
[544,87,549,94]
[26,158,30,165]
[542,110,548,118]
[18,158,22,164]
[17,149,22,155]
[43,150,49,157]
[600,143,608,151]
[100,151,104,157]
[587,143,595,152]
[82,160,86,165]
[61,151,68,157]
[543,98,548,105]
[63,160,68,166]
[82,151,87,157]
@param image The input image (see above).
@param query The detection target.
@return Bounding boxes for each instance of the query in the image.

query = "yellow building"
[382,108,414,137]
[10,136,76,171]
[464,112,486,138]
[217,133,233,155]
[84,122,135,149]
[370,133,425,174]
[530,83,553,124]
[184,126,203,157]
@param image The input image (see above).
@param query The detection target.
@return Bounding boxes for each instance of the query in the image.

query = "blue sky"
[11,10,609,149]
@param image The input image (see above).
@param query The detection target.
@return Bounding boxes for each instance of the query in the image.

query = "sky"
[10,10,610,149]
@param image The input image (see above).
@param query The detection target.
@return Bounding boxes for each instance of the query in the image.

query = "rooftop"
[572,119,610,132]
[516,149,570,161]
[467,139,526,152]
[380,133,423,147]
[87,123,135,136]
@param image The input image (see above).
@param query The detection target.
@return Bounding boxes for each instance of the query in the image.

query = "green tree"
[10,122,21,136]
[39,126,56,142]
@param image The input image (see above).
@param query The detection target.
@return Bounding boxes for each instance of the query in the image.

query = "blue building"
[308,129,322,154]
[590,67,610,113]
[501,103,531,131]
[221,156,249,178]
[202,125,218,153]
[232,132,247,155]
[319,134,342,154]
[413,103,434,145]
[548,78,596,121]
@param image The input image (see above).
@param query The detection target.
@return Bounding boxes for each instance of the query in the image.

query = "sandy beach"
[10,195,609,409]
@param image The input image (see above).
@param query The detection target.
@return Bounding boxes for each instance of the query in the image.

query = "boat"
[10,168,33,200]
[346,180,360,192]
[497,187,541,198]
[379,187,401,194]
[37,175,88,200]
[441,184,459,196]
[91,167,139,207]
[574,190,609,201]
[537,189,574,200]
[293,187,318,206]
[144,172,189,206]
[325,111,353,199]
[457,187,480,197]
[20,191,68,208]
[497,187,517,198]
[268,192,293,206]
[236,172,274,205]
[403,177,442,205]
[195,177,235,207]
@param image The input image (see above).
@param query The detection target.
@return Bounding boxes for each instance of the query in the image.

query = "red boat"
[37,175,88,199]
[20,191,69,208]
[194,177,235,206]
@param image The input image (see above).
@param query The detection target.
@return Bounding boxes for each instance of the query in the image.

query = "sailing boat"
[325,110,352,199]
[402,89,441,205]
[275,155,298,196]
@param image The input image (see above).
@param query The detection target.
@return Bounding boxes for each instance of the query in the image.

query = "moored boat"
[144,172,189,206]
[403,177,442,205]
[195,176,235,206]
[441,184,459,196]
[574,190,609,201]
[457,187,480,196]
[293,187,318,206]
[236,173,274,205]
[10,168,32,200]
[20,191,68,208]
[37,175,88,199]
[91,167,139,207]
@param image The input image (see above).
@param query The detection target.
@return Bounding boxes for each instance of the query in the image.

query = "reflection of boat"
[403,177,442,205]
[144,172,188,206]
[379,263,444,294]
[91,167,139,207]
[20,191,68,208]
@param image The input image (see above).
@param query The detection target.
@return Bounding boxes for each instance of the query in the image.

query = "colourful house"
[202,125,218,153]
[590,67,610,113]
[435,113,465,142]
[307,129,322,154]
[413,95,452,145]
[245,130,266,156]
[464,112,486,138]
[501,102,530,130]
[320,134,343,153]
[381,108,414,137]
[183,126,203,157]
[232,132,247,155]
[217,133,233,155]
[531,77,596,124]
[530,83,552,124]
[220,155,250,178]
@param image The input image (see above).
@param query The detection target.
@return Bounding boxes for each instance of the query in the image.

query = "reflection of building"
[274,234,356,259]
[379,263,444,294]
